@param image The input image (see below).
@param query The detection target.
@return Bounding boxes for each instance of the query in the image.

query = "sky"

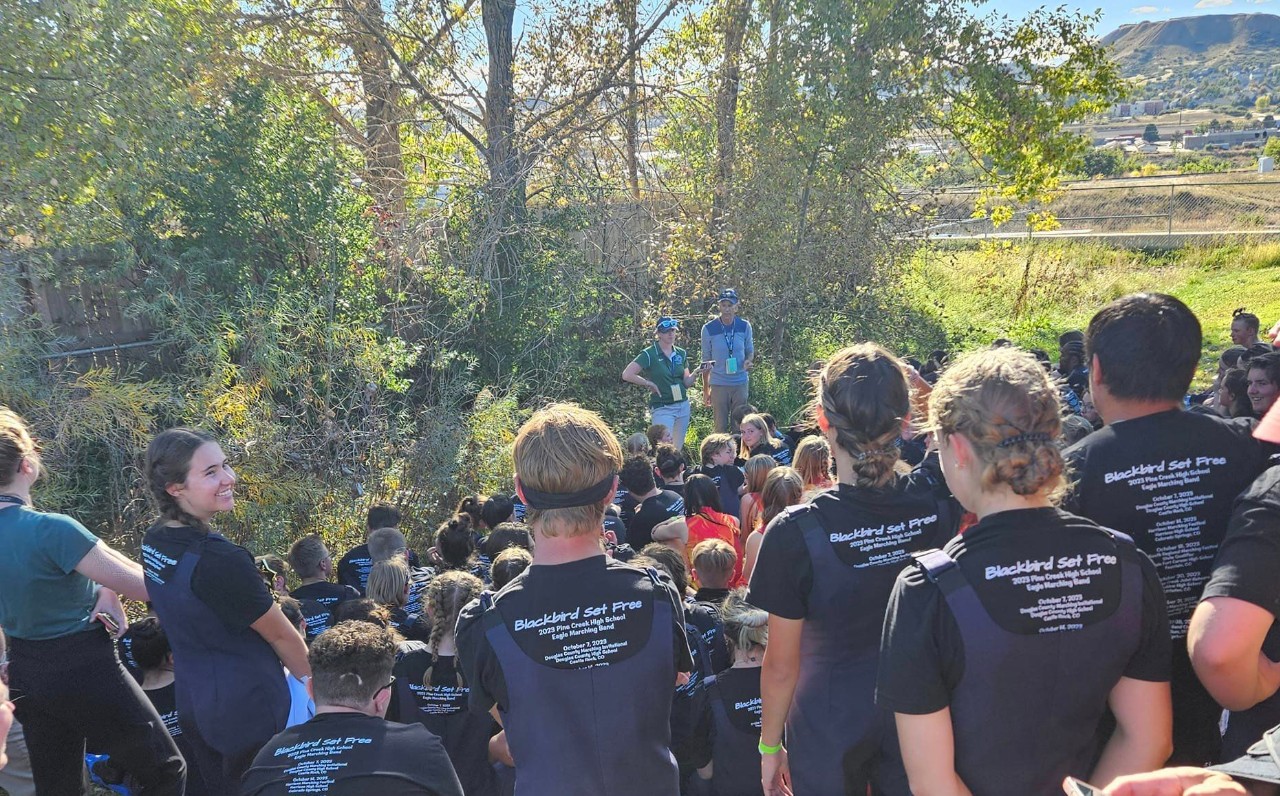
[991,0,1276,34]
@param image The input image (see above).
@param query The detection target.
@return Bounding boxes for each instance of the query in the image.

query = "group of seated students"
[3,293,1280,796]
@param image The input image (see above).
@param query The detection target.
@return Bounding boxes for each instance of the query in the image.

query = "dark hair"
[641,543,689,595]
[1234,308,1261,334]
[654,444,685,479]
[145,428,218,531]
[435,514,477,570]
[482,522,531,560]
[128,617,171,672]
[278,595,305,630]
[1086,293,1201,402]
[455,495,487,529]
[1029,348,1052,371]
[491,546,533,590]
[1058,330,1084,346]
[1221,368,1253,418]
[815,343,908,488]
[729,403,757,429]
[1221,345,1248,371]
[333,598,392,629]
[760,413,779,432]
[684,473,724,519]
[1248,351,1280,388]
[256,554,287,587]
[309,621,396,706]
[366,502,401,532]
[619,454,657,494]
[480,494,515,529]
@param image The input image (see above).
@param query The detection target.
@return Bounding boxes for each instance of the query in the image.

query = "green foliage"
[1143,124,1160,143]
[1176,154,1232,175]
[1081,148,1126,178]
[1264,136,1280,160]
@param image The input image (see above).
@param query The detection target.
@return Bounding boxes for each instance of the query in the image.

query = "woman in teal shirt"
[0,407,185,795]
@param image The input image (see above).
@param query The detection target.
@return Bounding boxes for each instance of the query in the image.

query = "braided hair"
[928,346,1066,498]
[145,428,218,531]
[814,344,909,489]
[425,570,483,664]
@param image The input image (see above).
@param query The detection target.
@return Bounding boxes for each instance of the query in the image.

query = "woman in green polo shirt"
[622,316,708,449]
[0,408,185,794]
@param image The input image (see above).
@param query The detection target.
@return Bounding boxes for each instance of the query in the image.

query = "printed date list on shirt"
[984,551,1121,634]
[511,598,651,668]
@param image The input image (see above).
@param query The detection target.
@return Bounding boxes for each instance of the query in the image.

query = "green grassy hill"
[898,240,1280,385]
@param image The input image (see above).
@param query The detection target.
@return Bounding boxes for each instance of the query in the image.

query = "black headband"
[996,433,1053,449]
[520,473,616,510]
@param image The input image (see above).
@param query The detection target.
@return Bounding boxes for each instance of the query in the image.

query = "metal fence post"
[1168,184,1174,235]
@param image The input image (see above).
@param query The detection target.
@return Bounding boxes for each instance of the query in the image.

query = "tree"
[1264,136,1280,160]
[1143,123,1159,143]
[1082,148,1124,177]
[1209,118,1222,132]
[1257,95,1271,113]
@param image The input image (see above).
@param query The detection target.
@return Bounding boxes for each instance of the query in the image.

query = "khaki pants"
[710,383,750,433]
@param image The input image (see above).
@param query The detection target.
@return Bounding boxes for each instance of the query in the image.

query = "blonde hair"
[720,588,768,653]
[743,454,776,494]
[760,467,803,528]
[625,432,650,456]
[691,538,737,583]
[928,347,1066,498]
[0,408,39,489]
[793,436,832,489]
[814,344,908,489]
[699,433,735,466]
[367,556,410,608]
[514,404,623,538]
[739,414,769,442]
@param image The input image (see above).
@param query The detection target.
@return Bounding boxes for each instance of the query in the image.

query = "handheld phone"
[1063,777,1100,796]
[700,360,715,369]
[95,611,121,634]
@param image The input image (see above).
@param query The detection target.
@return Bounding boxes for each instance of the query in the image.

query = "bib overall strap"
[913,548,967,596]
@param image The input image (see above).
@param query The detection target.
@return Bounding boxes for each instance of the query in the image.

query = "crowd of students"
[1,292,1280,796]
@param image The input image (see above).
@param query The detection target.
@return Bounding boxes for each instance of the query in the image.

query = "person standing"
[702,290,755,433]
[623,317,704,449]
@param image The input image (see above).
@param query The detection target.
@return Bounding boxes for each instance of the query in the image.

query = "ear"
[305,677,315,701]
[513,476,527,505]
[949,432,978,470]
[165,481,185,499]
[1090,354,1103,393]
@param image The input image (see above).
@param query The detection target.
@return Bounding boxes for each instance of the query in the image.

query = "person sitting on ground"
[793,436,834,497]
[880,346,1172,796]
[620,454,686,551]
[683,475,743,588]
[241,621,464,796]
[389,572,498,796]
[480,522,531,563]
[366,557,431,643]
[338,503,420,594]
[690,539,737,607]
[455,495,487,532]
[274,598,316,728]
[1065,293,1274,765]
[760,415,795,464]
[1247,352,1280,420]
[738,455,776,541]
[455,403,693,796]
[1234,309,1264,348]
[741,466,803,585]
[489,547,533,591]
[288,535,360,644]
[368,526,435,617]
[648,424,673,456]
[626,433,651,458]
[1190,402,1280,761]
[432,514,490,584]
[695,433,744,520]
[1215,369,1256,420]
[739,414,791,467]
[479,495,515,533]
[695,590,768,796]
[655,444,688,498]
[1061,414,1095,447]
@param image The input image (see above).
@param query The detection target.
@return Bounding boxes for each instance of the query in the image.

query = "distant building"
[1109,99,1165,118]
[1183,129,1273,150]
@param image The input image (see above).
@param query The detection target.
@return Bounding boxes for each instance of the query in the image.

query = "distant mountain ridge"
[1103,13,1280,74]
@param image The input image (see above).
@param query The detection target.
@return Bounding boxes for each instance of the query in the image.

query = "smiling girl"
[142,429,310,796]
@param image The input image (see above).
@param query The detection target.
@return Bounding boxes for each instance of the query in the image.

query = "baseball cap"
[1210,724,1280,786]
[1256,400,1280,444]
[655,317,680,333]
[717,289,740,305]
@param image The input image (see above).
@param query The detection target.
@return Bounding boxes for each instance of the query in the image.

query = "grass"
[897,239,1280,387]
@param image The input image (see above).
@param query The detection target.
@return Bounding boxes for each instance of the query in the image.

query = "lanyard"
[721,319,737,354]
[0,494,27,507]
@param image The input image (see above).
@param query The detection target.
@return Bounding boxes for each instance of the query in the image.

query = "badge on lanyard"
[726,357,738,375]
[671,384,684,402]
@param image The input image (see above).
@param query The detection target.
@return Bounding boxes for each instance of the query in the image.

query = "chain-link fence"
[903,173,1280,240]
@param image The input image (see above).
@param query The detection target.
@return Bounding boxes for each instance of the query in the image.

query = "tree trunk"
[710,0,753,250]
[344,0,406,223]
[481,0,524,286]
[623,0,641,199]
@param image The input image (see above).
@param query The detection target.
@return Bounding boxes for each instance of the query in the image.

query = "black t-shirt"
[337,543,421,594]
[746,470,958,645]
[145,681,183,739]
[685,599,731,678]
[1202,465,1280,671]
[456,555,694,713]
[706,665,763,734]
[876,508,1171,715]
[693,587,730,606]
[749,440,792,467]
[141,525,274,631]
[290,581,361,641]
[603,506,626,541]
[626,490,686,550]
[241,711,464,796]
[1065,410,1272,639]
